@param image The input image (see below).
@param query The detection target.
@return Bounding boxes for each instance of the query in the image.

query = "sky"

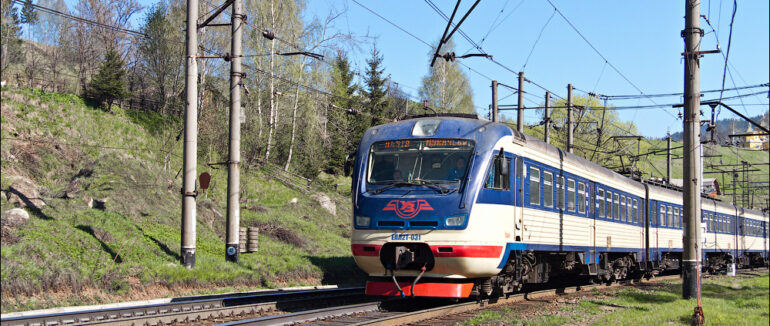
[85,0,770,137]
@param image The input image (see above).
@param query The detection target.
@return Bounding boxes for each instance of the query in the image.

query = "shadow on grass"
[6,187,53,220]
[136,225,180,261]
[75,224,123,263]
[305,256,367,287]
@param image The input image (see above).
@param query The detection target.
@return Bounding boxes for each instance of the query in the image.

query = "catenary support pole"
[517,72,524,132]
[682,0,702,300]
[491,80,498,122]
[544,91,551,144]
[181,0,199,268]
[567,84,573,153]
[667,133,672,183]
[226,0,243,262]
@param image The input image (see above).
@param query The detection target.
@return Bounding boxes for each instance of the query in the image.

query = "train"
[349,114,768,298]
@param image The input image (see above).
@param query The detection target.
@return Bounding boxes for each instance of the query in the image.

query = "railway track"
[216,268,768,326]
[3,268,765,326]
[0,287,367,326]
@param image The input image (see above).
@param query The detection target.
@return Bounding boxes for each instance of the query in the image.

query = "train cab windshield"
[367,139,475,188]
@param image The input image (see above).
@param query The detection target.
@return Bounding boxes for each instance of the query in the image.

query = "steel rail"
[354,269,768,326]
[1,287,365,326]
[215,302,383,326]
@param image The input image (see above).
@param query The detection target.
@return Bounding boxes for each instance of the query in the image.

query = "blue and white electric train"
[349,115,769,298]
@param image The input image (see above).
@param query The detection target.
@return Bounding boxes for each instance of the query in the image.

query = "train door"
[589,182,597,273]
[651,201,657,263]
[514,157,524,242]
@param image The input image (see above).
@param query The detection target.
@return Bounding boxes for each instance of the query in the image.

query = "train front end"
[350,116,513,298]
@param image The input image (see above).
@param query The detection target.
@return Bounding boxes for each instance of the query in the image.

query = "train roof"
[518,128,645,193]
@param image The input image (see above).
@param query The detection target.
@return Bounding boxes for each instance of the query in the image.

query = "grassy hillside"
[0,88,360,312]
[636,138,769,208]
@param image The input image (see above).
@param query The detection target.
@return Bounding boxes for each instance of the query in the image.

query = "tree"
[87,48,129,110]
[326,51,360,173]
[419,39,474,114]
[533,95,639,165]
[1,0,23,77]
[364,42,387,120]
[138,3,182,112]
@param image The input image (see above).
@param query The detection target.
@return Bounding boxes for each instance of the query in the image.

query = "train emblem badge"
[383,200,434,219]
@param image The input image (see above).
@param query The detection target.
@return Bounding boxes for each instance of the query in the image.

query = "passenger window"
[529,167,540,205]
[660,206,666,226]
[627,197,632,223]
[620,195,627,221]
[597,189,605,218]
[633,199,638,223]
[557,176,565,210]
[674,208,679,228]
[543,172,553,208]
[667,206,673,227]
[613,193,620,220]
[567,179,575,212]
[578,182,586,213]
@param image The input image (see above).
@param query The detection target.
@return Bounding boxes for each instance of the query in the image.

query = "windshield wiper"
[371,180,454,195]
[371,181,421,194]
[413,179,454,194]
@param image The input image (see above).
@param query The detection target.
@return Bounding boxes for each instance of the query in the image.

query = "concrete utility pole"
[682,0,702,300]
[517,72,524,132]
[567,84,575,153]
[544,91,551,144]
[181,0,199,268]
[491,80,498,122]
[226,0,243,262]
[667,133,672,183]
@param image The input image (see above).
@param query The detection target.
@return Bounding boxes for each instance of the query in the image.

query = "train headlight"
[445,215,467,226]
[355,215,371,227]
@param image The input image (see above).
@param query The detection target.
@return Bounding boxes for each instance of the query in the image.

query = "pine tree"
[364,43,387,120]
[87,48,129,111]
[327,52,360,173]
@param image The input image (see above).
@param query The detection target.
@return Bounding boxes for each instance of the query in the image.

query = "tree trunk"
[284,58,306,171]
[264,0,276,164]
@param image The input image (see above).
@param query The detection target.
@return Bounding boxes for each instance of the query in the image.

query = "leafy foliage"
[419,39,474,114]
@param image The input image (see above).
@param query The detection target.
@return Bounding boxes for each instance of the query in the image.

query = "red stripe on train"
[366,281,474,298]
[431,245,503,258]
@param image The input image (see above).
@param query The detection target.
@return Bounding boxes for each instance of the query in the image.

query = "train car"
[647,185,685,270]
[702,198,738,272]
[737,208,769,267]
[350,114,768,298]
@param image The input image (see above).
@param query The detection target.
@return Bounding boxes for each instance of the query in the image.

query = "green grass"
[1,88,359,312]
[460,274,769,326]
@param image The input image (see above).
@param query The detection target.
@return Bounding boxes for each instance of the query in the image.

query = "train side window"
[667,206,673,228]
[626,197,632,223]
[597,189,605,218]
[707,214,712,231]
[578,182,586,214]
[620,195,627,221]
[485,158,510,190]
[567,179,576,212]
[543,172,553,208]
[557,176,564,210]
[529,167,540,205]
[612,193,619,220]
[660,206,666,226]
[674,208,680,229]
[633,199,638,224]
